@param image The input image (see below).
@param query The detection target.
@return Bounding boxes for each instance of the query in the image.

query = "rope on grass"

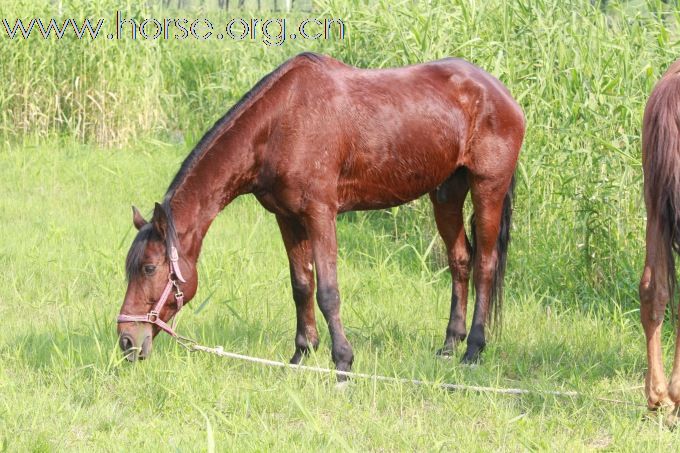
[188,344,645,407]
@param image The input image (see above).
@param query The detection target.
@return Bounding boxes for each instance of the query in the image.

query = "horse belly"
[337,149,457,212]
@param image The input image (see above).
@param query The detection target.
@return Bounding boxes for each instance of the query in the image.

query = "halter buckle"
[148,310,159,322]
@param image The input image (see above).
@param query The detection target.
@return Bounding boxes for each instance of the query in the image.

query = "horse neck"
[161,57,302,262]
[167,124,262,262]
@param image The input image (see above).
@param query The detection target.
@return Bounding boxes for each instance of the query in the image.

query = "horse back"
[258,54,524,213]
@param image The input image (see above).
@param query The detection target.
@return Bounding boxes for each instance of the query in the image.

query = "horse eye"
[143,264,157,276]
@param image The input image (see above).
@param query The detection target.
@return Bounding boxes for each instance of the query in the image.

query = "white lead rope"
[188,344,644,406]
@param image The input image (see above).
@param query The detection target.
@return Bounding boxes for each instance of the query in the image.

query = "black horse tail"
[470,174,515,329]
[643,71,680,304]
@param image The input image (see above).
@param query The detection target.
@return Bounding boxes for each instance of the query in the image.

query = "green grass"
[0,142,677,451]
[4,0,680,450]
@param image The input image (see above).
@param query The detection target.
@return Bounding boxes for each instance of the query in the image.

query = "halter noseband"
[117,246,186,337]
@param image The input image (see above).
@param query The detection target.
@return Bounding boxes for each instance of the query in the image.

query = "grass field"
[3,0,680,451]
[0,143,670,451]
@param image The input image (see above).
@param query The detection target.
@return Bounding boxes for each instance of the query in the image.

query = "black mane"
[164,52,324,199]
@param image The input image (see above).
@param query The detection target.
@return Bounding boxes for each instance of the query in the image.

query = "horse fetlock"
[647,383,672,409]
[446,323,467,340]
[461,331,486,364]
[467,326,486,346]
[648,395,674,410]
[436,336,463,358]
[305,327,320,350]
[295,331,318,351]
[441,330,466,355]
[331,342,354,368]
[668,379,680,404]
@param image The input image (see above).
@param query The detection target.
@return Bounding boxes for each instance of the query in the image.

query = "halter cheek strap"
[117,246,186,337]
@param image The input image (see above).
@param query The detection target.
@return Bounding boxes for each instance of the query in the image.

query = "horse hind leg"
[430,168,472,356]
[641,215,674,409]
[461,171,514,364]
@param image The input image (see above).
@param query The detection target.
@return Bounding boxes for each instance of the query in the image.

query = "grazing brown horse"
[117,52,525,373]
[640,59,680,410]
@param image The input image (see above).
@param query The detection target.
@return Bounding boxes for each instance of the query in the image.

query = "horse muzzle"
[118,324,153,361]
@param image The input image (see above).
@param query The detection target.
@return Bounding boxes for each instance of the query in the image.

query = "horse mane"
[164,52,326,200]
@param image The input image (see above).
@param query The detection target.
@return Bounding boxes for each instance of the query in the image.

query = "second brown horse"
[117,53,525,373]
[640,60,680,410]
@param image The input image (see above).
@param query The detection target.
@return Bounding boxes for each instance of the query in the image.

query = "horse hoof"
[665,409,680,430]
[460,351,481,365]
[335,380,351,392]
[643,403,680,429]
[290,352,303,365]
[646,397,674,413]
[435,347,455,359]
[290,345,316,365]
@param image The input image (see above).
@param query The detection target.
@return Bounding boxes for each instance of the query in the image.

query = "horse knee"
[317,285,340,315]
[291,275,314,304]
[639,268,653,301]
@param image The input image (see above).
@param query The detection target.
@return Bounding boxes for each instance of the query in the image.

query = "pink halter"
[117,246,186,337]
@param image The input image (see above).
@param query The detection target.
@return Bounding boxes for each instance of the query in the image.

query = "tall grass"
[0,0,328,145]
[4,0,676,292]
[2,0,675,144]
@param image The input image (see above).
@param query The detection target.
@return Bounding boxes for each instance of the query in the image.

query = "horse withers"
[117,52,525,373]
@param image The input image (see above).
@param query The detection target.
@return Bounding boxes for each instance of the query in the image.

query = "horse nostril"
[119,335,134,352]
[139,335,152,359]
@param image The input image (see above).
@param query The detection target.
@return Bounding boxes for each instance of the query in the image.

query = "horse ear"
[132,205,147,230]
[152,202,169,240]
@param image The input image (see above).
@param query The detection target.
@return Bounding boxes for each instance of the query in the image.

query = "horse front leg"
[305,206,354,378]
[276,214,319,364]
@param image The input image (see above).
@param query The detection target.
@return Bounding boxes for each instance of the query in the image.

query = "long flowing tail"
[470,174,516,328]
[643,70,680,300]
